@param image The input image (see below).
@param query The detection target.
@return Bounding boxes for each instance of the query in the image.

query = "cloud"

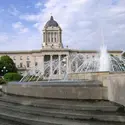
[0,33,8,43]
[35,2,43,8]
[1,0,125,51]
[0,9,4,13]
[37,0,125,50]
[19,14,41,22]
[12,22,29,33]
[0,31,41,51]
[8,5,20,16]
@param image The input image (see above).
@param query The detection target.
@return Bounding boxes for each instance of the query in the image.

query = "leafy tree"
[0,55,17,76]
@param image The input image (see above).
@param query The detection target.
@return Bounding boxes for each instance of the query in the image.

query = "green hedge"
[0,77,7,85]
[4,73,23,82]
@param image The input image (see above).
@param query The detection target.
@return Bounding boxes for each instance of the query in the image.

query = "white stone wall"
[107,73,125,106]
[0,50,123,77]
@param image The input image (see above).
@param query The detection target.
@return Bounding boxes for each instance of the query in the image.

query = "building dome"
[45,16,59,28]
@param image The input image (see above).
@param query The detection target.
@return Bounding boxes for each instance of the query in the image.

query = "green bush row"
[4,73,23,82]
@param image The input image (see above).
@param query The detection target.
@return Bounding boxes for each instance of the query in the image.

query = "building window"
[20,56,22,60]
[48,32,50,42]
[27,56,29,60]
[86,55,89,59]
[51,32,53,42]
[20,63,23,68]
[35,62,38,66]
[55,32,57,42]
[26,61,30,68]
[13,56,16,60]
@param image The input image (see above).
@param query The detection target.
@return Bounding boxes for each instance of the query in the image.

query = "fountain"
[99,45,110,71]
[19,45,125,83]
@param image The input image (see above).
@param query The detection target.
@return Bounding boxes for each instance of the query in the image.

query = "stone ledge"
[2,84,107,100]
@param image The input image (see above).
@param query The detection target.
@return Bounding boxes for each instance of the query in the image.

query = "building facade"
[0,16,123,79]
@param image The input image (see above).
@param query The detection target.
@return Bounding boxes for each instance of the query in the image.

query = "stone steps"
[0,118,28,125]
[0,95,125,124]
[0,108,125,125]
[0,101,121,116]
[0,95,119,112]
[0,103,125,122]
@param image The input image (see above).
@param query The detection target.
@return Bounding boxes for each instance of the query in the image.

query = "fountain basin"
[2,80,107,100]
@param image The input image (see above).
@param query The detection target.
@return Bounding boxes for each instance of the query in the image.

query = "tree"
[0,55,17,76]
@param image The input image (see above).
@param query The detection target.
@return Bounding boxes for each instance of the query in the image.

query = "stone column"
[58,55,61,76]
[43,32,45,43]
[52,32,54,42]
[41,55,44,74]
[58,31,60,43]
[56,33,58,42]
[43,32,44,42]
[60,31,62,43]
[57,32,58,43]
[45,32,47,44]
[50,55,53,76]
[66,55,69,74]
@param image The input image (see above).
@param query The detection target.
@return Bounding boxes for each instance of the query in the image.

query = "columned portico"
[43,52,69,79]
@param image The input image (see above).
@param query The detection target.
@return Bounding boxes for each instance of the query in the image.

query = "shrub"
[0,77,7,85]
[4,73,23,82]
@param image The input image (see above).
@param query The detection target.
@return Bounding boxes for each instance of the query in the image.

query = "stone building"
[0,16,123,79]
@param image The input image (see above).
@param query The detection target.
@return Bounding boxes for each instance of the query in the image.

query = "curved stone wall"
[2,81,107,100]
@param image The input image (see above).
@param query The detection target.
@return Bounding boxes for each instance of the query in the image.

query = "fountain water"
[99,45,110,71]
[19,47,125,82]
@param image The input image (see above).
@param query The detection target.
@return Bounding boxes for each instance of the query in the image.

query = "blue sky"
[0,0,125,51]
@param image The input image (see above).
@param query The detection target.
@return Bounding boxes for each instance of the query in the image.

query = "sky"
[0,0,125,51]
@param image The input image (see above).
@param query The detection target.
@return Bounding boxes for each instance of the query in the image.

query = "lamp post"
[1,66,8,76]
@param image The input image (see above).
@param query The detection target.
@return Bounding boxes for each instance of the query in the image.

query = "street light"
[3,66,6,69]
[1,66,8,75]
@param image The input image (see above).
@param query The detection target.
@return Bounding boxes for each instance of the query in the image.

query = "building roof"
[45,16,59,28]
[0,49,123,54]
